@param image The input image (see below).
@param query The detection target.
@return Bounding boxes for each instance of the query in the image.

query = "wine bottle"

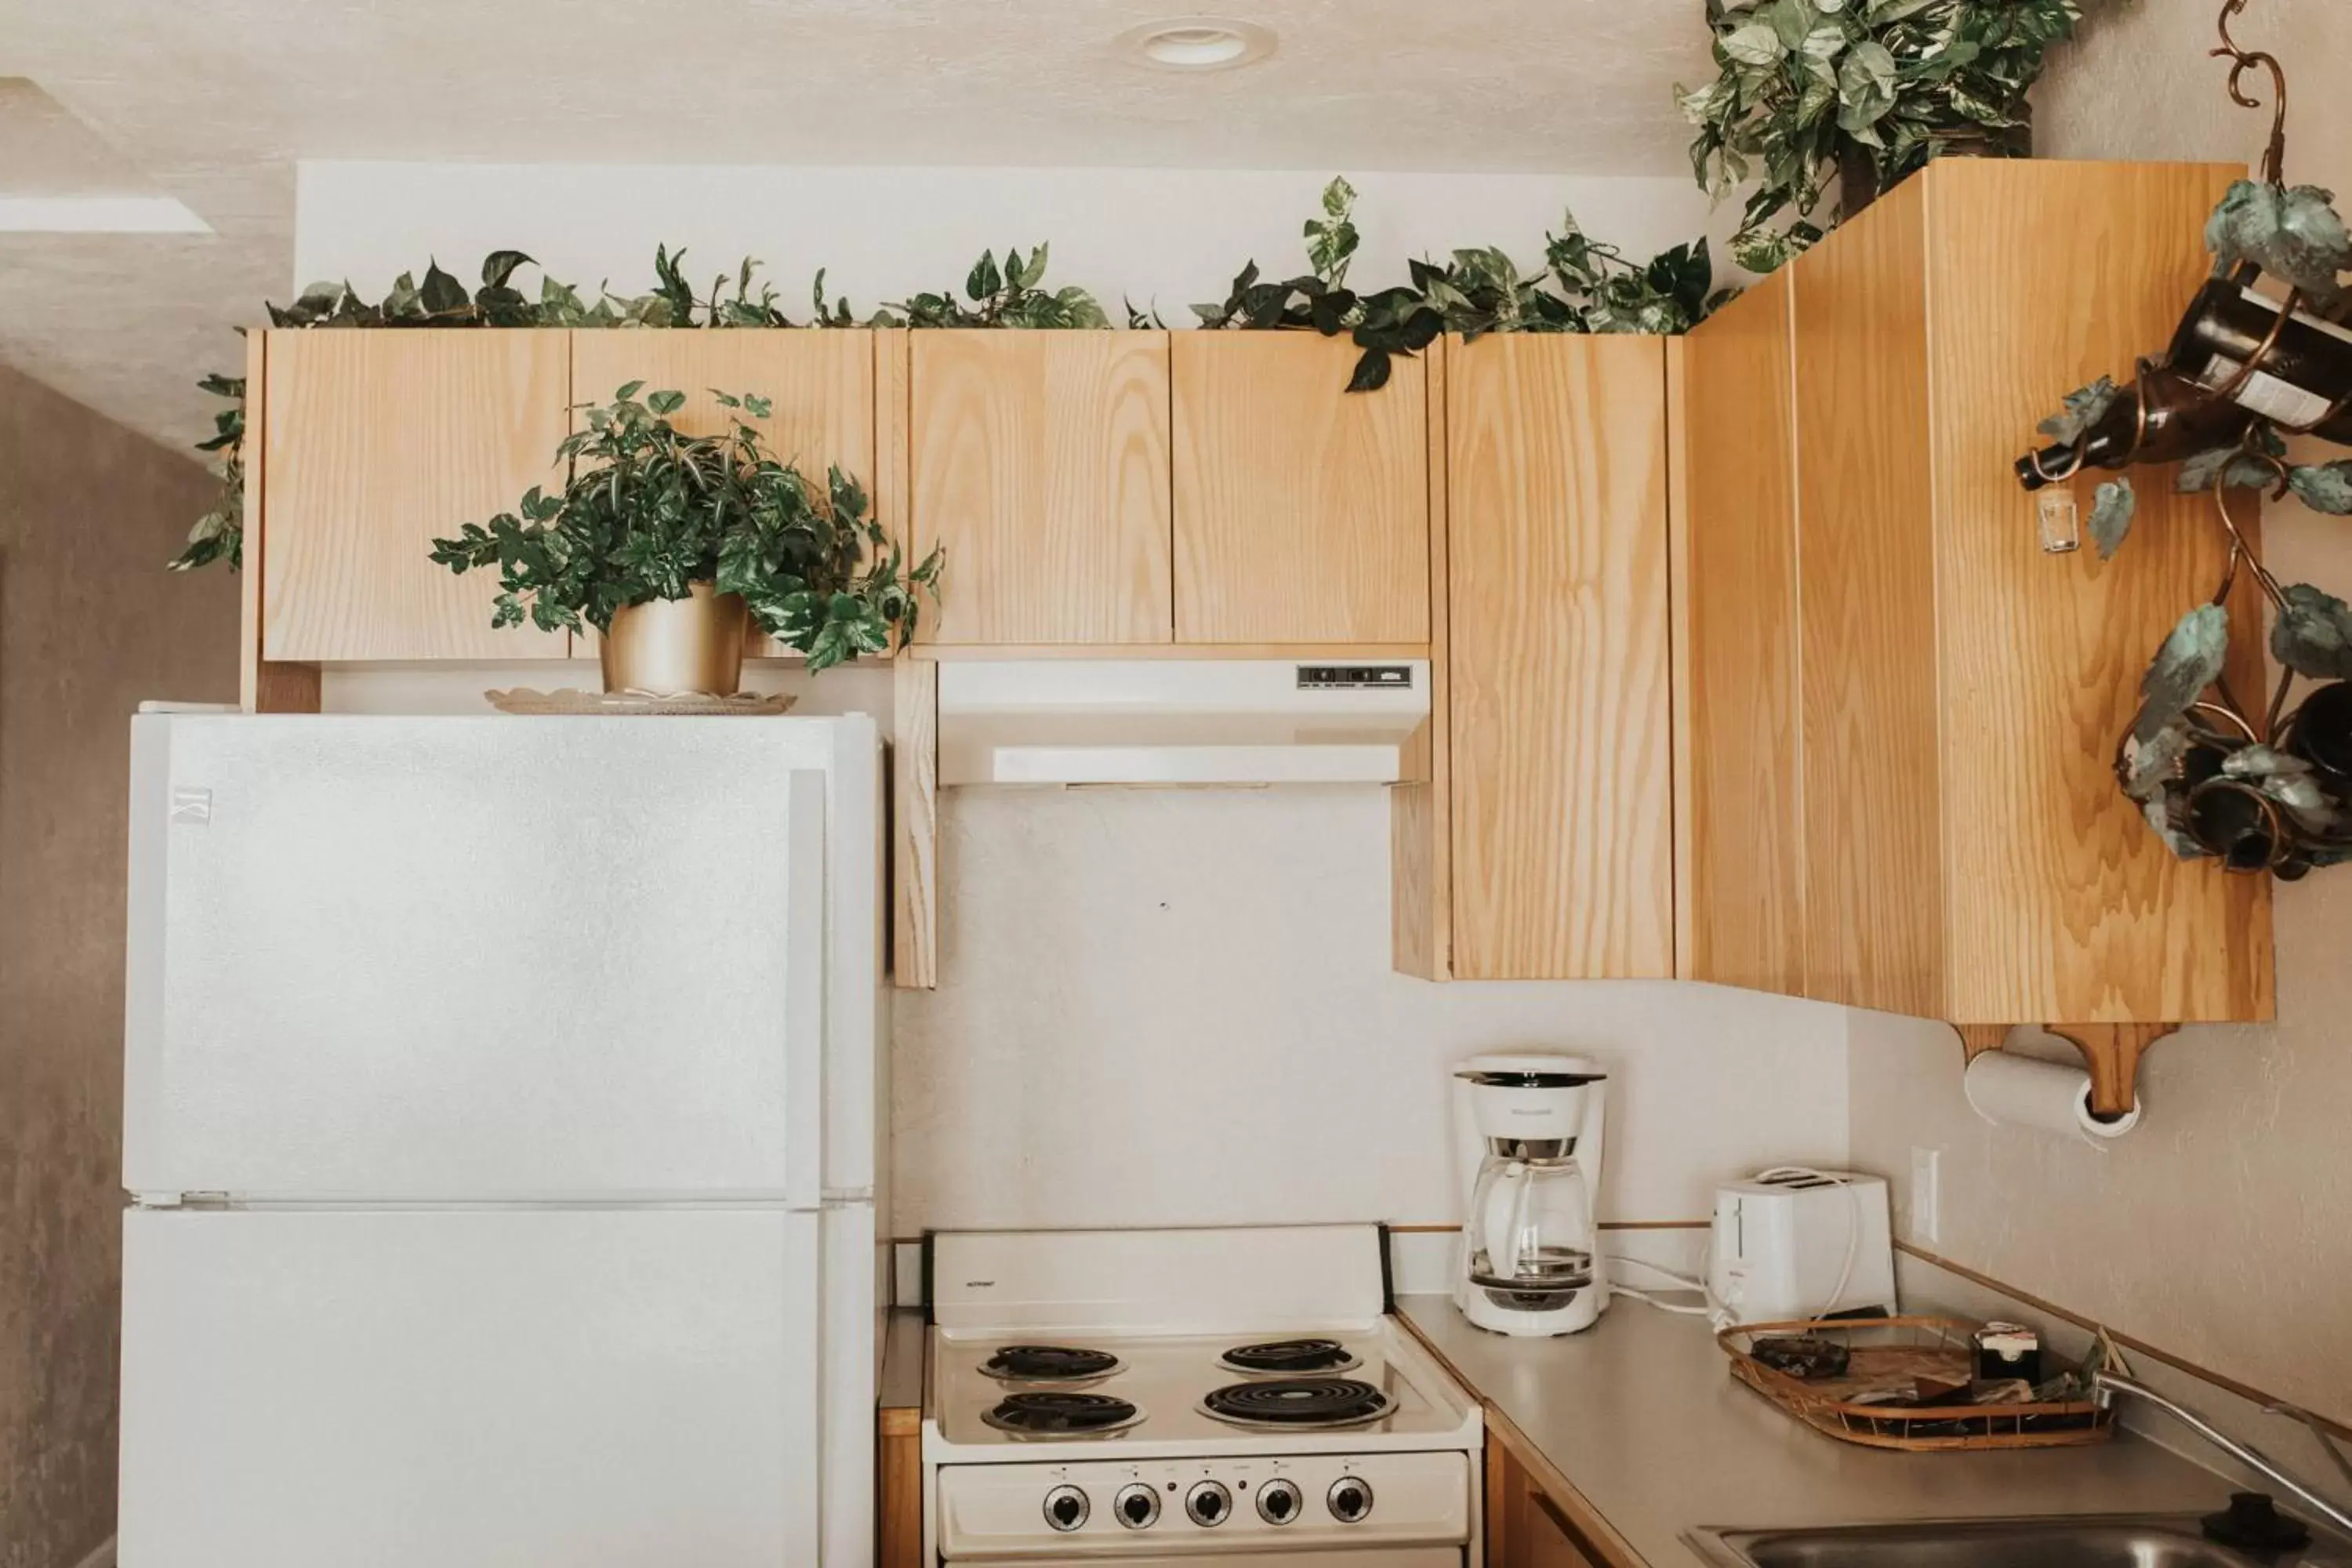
[2166,278,2352,438]
[2014,363,2258,492]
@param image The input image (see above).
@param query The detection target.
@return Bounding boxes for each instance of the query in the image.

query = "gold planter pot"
[600,583,750,698]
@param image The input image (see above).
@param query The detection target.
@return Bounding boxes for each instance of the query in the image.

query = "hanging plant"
[1679,0,2103,273]
[1192,178,1445,392]
[2022,0,2352,879]
[426,383,940,674]
[887,244,1111,328]
[1412,217,1736,340]
[1194,178,1734,391]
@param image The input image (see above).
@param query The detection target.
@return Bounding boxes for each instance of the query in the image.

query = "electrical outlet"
[1909,1146,1941,1246]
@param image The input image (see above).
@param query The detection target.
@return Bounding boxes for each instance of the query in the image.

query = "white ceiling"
[0,0,1713,452]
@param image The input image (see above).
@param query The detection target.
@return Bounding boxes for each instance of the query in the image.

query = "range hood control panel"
[1295,665,1414,690]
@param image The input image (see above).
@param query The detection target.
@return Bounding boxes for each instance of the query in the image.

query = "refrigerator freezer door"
[120,1206,822,1568]
[125,715,828,1205]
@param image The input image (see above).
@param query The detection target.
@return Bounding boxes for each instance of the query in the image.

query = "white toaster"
[1707,1169,1896,1325]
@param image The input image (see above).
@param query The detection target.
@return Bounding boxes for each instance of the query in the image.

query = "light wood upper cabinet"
[1171,334,1430,644]
[908,330,1173,645]
[1671,274,1805,996]
[1447,336,1673,981]
[1791,182,1947,1018]
[1679,159,2273,1025]
[570,330,877,657]
[261,330,572,661]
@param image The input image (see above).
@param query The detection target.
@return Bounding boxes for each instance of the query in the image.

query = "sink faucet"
[2092,1371,2352,1539]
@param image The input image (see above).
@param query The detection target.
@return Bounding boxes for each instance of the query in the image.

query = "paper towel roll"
[1962,1048,2141,1147]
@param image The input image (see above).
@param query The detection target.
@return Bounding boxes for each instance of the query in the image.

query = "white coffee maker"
[1452,1052,1609,1337]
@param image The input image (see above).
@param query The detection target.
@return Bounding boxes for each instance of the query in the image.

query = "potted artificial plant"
[430,383,940,695]
[1679,0,2103,271]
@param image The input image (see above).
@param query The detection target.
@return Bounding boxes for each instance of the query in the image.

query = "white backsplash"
[893,786,1848,1236]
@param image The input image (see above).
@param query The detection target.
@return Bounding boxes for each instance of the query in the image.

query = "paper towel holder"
[1952,1022,2180,1120]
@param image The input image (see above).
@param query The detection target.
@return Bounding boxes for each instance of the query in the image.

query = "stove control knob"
[1256,1477,1303,1525]
[1327,1476,1374,1523]
[1115,1483,1161,1529]
[1044,1484,1089,1532]
[1185,1479,1232,1527]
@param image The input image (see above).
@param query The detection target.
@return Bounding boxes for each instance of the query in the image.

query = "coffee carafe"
[1452,1053,1607,1336]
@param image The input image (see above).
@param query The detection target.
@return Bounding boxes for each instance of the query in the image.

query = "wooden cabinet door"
[908,331,1172,645]
[1789,181,1947,1018]
[571,330,876,658]
[1448,336,1673,981]
[1171,334,1429,644]
[1486,1429,1613,1568]
[261,331,571,661]
[1675,275,1806,996]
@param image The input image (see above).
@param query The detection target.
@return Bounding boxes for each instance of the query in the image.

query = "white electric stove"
[922,1225,1482,1566]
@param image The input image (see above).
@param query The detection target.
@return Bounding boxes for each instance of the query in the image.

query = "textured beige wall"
[1850,0,2352,1428]
[0,364,236,1568]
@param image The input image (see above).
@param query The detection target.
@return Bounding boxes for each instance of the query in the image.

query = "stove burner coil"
[981,1345,1123,1382]
[1218,1337,1361,1375]
[1200,1377,1393,1429]
[982,1391,1144,1437]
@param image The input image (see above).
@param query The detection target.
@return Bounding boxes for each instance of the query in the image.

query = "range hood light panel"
[936,659,1431,788]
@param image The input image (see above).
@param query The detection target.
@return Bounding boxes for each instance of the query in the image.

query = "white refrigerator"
[116,712,887,1568]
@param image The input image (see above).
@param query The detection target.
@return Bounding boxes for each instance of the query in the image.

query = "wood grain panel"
[876,1420,920,1568]
[571,329,877,658]
[876,328,913,641]
[1791,181,1945,1016]
[1393,336,1452,980]
[261,330,571,661]
[909,330,1172,645]
[1675,274,1805,993]
[1482,1414,1645,1568]
[1447,336,1674,980]
[1925,159,2274,1024]
[239,332,321,712]
[1171,333,1430,644]
[891,659,938,991]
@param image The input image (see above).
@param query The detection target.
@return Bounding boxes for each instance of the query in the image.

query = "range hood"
[936,659,1431,786]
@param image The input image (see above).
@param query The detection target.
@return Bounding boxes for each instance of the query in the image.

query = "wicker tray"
[1719,1316,2115,1452]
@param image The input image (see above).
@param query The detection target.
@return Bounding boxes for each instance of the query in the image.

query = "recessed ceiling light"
[1117,17,1276,71]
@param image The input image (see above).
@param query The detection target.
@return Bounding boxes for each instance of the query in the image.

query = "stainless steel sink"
[1685,1514,2352,1568]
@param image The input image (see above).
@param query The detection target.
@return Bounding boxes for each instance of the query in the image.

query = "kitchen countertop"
[1396,1294,2244,1568]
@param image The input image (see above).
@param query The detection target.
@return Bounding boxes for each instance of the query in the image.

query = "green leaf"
[419,260,469,317]
[480,249,535,290]
[2205,180,2350,303]
[647,389,687,416]
[2272,583,2352,681]
[2089,477,2135,560]
[1721,21,1787,64]
[2136,603,2229,744]
[2037,376,2119,445]
[966,250,1002,303]
[2288,461,2352,514]
[2178,444,2285,493]
[1837,39,1898,121]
